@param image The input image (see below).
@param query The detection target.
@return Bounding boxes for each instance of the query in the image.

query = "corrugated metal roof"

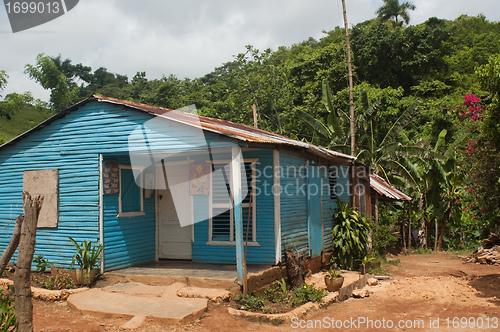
[370,173,412,201]
[92,95,355,163]
[0,95,355,163]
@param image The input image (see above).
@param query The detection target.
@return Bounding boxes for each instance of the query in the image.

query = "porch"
[105,260,277,292]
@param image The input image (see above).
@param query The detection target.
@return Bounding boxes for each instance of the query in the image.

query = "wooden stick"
[15,192,43,332]
[0,215,24,278]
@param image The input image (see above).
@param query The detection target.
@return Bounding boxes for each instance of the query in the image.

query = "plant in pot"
[68,237,103,286]
[324,268,344,292]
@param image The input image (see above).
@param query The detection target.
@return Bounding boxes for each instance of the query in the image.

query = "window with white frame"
[118,165,145,217]
[209,160,257,244]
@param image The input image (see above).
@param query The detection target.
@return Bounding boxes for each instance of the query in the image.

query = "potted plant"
[324,268,344,292]
[68,237,103,286]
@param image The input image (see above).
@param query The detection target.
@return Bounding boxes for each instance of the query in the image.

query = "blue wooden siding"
[192,149,276,264]
[307,165,323,257]
[0,101,278,270]
[280,149,351,259]
[280,150,309,254]
[103,189,155,270]
[322,164,350,251]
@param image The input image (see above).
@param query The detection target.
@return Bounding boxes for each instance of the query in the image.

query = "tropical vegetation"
[1,3,500,254]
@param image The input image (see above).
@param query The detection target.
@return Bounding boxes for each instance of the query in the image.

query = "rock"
[374,275,391,280]
[367,278,378,286]
[352,289,370,298]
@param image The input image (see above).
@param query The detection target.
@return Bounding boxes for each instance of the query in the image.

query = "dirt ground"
[32,252,500,331]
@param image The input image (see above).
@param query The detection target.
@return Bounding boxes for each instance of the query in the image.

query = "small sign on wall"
[103,160,119,194]
[23,169,59,228]
[190,163,210,195]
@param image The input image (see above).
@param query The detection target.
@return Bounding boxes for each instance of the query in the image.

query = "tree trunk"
[434,219,438,251]
[15,193,43,332]
[0,215,24,278]
[436,219,446,252]
[402,221,407,253]
[407,202,412,252]
[283,249,305,288]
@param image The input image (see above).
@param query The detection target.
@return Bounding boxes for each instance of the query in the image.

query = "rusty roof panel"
[94,95,354,162]
[370,173,411,201]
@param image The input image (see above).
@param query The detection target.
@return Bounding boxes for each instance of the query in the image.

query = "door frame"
[155,160,194,261]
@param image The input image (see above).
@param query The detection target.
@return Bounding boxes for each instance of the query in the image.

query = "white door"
[157,163,192,259]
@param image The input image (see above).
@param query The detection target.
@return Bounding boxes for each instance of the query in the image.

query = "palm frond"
[295,108,332,139]
[380,99,419,146]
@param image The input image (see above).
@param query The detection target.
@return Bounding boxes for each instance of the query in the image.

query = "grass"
[0,104,53,144]
[386,258,400,266]
[369,266,388,275]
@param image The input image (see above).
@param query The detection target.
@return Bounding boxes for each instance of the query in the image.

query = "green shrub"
[293,284,326,306]
[32,254,52,273]
[235,293,266,312]
[332,199,370,270]
[0,285,16,332]
[371,223,399,256]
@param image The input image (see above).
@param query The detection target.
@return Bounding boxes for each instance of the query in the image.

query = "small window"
[118,166,144,217]
[209,161,257,244]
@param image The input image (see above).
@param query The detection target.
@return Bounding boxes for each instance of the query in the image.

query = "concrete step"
[67,286,207,325]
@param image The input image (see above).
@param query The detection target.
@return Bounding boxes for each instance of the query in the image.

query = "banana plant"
[296,79,422,187]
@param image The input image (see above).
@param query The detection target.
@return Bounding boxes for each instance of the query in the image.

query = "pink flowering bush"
[459,94,482,121]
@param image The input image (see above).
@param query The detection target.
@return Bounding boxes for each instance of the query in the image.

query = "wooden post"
[231,146,247,292]
[341,0,355,157]
[407,201,411,253]
[251,104,258,129]
[0,215,24,278]
[15,192,43,332]
[402,220,407,253]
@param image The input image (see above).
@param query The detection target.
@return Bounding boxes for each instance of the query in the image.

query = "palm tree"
[376,0,416,27]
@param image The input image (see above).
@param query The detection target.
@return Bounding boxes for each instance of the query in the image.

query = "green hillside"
[0,105,53,144]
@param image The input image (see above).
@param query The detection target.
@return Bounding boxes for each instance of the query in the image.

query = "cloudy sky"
[1,0,499,101]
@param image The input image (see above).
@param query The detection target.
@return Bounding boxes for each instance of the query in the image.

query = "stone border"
[0,278,89,301]
[228,291,338,323]
[228,273,373,323]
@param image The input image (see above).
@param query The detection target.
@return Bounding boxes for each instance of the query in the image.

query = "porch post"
[231,145,246,290]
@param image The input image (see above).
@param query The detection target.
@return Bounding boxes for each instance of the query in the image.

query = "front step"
[105,272,239,293]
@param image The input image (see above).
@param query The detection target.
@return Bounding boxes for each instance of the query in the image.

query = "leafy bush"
[0,285,16,332]
[372,223,399,256]
[369,266,387,275]
[32,254,52,273]
[293,284,326,306]
[235,281,327,312]
[332,199,370,270]
[32,270,76,290]
[235,293,266,312]
[372,203,402,256]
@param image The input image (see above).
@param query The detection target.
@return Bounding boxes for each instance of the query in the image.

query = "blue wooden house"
[0,95,366,272]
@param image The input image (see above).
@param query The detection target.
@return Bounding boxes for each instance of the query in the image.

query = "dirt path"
[32,253,500,331]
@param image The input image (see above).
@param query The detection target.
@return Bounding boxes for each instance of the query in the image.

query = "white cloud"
[1,0,499,102]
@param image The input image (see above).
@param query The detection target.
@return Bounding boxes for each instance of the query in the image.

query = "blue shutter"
[121,168,141,213]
